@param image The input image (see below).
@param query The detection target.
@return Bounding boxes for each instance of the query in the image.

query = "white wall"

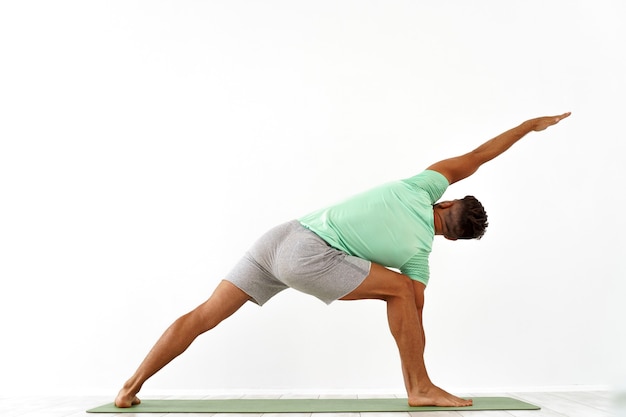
[1,0,624,396]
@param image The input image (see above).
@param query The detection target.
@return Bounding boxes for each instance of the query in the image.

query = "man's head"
[434,196,488,241]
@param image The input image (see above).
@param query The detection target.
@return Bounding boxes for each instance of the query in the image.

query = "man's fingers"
[543,112,571,129]
[531,112,571,131]
[555,112,572,122]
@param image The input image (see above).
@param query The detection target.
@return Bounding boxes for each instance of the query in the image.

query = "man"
[114,112,571,408]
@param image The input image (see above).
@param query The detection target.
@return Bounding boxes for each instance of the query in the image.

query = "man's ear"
[437,201,454,209]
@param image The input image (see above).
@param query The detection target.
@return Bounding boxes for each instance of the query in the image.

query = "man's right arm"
[427,112,571,185]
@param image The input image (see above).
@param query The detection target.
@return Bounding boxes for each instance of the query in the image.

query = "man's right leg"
[340,263,472,407]
[115,280,251,408]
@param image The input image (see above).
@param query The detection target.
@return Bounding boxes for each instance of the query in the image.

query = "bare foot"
[115,387,141,408]
[408,385,473,407]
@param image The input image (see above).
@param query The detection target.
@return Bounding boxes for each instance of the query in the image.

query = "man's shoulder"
[401,170,449,203]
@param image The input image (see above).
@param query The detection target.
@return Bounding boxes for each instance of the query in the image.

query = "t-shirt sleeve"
[401,170,449,203]
[400,253,429,286]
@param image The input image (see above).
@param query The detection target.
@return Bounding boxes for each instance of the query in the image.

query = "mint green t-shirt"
[298,170,449,286]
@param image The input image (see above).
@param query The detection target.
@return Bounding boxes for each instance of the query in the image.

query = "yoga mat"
[87,397,540,413]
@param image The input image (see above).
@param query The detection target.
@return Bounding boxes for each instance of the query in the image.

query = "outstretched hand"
[528,112,571,132]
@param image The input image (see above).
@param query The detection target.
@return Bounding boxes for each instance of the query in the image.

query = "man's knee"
[187,281,251,333]
[386,273,415,301]
[370,264,415,301]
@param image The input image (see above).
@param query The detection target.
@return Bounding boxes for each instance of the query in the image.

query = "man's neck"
[433,207,444,236]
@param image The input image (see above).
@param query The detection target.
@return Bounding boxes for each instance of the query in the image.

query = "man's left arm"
[427,112,571,185]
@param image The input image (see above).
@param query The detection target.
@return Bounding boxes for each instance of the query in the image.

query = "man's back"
[299,169,449,286]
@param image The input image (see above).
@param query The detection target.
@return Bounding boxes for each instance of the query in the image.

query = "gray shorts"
[225,220,371,305]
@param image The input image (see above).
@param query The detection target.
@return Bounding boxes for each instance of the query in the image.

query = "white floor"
[0,391,620,417]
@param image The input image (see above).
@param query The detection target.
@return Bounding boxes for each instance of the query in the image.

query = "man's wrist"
[521,118,541,132]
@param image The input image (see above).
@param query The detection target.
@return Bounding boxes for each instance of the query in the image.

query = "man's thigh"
[340,263,414,301]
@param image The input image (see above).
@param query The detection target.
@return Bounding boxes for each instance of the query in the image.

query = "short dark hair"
[455,195,488,240]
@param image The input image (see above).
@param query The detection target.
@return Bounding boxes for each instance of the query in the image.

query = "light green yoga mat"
[87,397,540,413]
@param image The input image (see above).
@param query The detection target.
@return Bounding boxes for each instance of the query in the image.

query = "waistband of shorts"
[293,220,330,244]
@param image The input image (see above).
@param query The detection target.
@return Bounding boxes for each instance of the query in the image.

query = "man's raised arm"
[427,112,571,185]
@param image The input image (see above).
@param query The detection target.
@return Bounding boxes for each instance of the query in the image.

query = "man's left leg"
[115,280,252,407]
[340,263,472,407]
